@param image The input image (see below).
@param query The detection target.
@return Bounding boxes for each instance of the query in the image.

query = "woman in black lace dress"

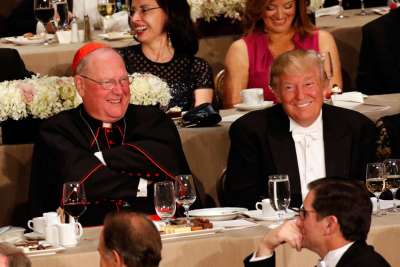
[118,0,214,111]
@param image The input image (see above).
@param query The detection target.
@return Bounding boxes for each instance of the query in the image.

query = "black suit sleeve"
[224,117,267,209]
[243,253,275,267]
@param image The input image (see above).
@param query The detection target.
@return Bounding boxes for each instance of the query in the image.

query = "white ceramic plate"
[24,232,45,240]
[243,210,296,221]
[188,207,248,221]
[161,227,223,240]
[98,32,132,41]
[234,101,274,111]
[5,35,54,45]
[24,246,65,257]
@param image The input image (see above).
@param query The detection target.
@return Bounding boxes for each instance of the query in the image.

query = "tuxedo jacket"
[29,104,190,225]
[224,104,377,209]
[243,241,390,267]
[357,8,400,94]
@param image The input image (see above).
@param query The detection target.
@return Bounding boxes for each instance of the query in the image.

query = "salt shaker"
[71,16,79,43]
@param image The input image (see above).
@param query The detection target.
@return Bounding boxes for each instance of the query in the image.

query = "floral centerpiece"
[129,73,171,107]
[188,0,246,22]
[308,0,325,11]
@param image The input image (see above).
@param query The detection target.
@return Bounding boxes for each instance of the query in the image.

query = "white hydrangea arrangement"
[0,75,81,122]
[309,0,325,11]
[188,0,246,22]
[129,73,171,107]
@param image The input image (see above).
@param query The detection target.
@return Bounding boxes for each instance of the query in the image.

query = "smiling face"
[263,0,296,34]
[75,49,131,123]
[130,0,168,45]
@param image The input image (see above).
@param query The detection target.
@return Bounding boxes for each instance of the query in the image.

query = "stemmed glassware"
[383,159,400,212]
[97,0,116,32]
[175,175,197,226]
[358,0,368,16]
[365,162,386,216]
[62,182,88,223]
[336,0,345,19]
[34,0,55,45]
[268,174,291,225]
[154,181,176,224]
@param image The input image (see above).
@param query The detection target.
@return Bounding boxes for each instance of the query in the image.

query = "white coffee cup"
[27,217,46,234]
[255,199,276,217]
[47,223,83,247]
[43,212,60,225]
[240,88,264,105]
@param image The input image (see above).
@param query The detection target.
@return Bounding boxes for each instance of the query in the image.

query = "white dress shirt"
[290,112,326,200]
[322,242,354,267]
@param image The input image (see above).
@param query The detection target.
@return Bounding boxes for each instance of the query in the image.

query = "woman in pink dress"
[223,0,342,107]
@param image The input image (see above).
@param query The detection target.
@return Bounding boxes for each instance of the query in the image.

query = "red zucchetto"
[71,42,110,74]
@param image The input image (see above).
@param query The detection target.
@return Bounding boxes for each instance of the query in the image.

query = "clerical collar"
[323,242,354,267]
[80,106,124,129]
[289,111,323,134]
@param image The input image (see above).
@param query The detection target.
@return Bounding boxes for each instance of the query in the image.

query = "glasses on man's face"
[79,75,133,90]
[130,6,161,17]
[298,206,317,220]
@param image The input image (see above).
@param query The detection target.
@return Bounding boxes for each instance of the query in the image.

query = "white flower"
[187,0,245,22]
[129,73,171,107]
[309,0,325,11]
[0,75,81,121]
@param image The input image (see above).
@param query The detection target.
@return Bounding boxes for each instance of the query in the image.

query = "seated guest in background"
[223,0,342,107]
[224,50,376,209]
[29,42,190,226]
[0,48,33,82]
[323,0,386,9]
[98,212,161,267]
[376,113,400,160]
[118,0,214,111]
[0,242,31,267]
[244,177,390,267]
[357,8,400,95]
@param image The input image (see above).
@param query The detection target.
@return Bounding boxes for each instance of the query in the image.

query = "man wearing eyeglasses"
[29,42,190,226]
[244,177,390,267]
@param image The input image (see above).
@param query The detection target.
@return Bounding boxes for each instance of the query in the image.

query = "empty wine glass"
[268,174,291,225]
[175,175,197,226]
[358,0,368,16]
[336,0,346,19]
[154,181,176,223]
[366,162,386,216]
[383,159,400,212]
[62,182,88,223]
[34,0,55,45]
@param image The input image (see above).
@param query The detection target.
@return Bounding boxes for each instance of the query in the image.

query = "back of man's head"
[308,177,372,242]
[102,212,162,267]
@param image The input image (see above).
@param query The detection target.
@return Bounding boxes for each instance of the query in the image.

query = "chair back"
[214,69,225,108]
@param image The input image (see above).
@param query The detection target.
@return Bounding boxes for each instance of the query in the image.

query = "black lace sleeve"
[191,57,214,90]
[376,118,391,160]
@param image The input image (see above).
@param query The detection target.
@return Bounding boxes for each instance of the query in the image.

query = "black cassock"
[29,104,190,226]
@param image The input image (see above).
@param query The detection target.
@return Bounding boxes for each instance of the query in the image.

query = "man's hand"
[256,219,303,257]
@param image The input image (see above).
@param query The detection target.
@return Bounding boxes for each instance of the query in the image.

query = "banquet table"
[29,212,400,267]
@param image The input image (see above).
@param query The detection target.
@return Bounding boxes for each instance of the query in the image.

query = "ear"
[323,215,339,236]
[74,75,85,98]
[111,249,124,267]
[271,86,282,103]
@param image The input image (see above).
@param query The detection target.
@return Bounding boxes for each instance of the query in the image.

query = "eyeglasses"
[79,75,132,90]
[130,6,161,17]
[298,206,317,220]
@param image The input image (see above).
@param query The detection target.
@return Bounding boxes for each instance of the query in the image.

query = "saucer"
[243,210,296,221]
[234,101,274,111]
[24,232,45,240]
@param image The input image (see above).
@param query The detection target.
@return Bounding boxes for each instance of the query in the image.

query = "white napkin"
[221,114,245,122]
[331,91,365,109]
[212,219,257,229]
[315,5,341,17]
[102,11,130,33]
[370,197,400,212]
[372,7,390,15]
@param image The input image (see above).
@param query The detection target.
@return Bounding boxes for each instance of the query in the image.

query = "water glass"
[154,181,176,223]
[365,162,386,216]
[383,159,400,212]
[268,174,291,224]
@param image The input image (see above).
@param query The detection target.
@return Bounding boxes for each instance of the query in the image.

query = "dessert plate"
[234,101,274,111]
[161,227,224,240]
[5,35,54,45]
[188,207,248,221]
[243,210,296,221]
[98,32,132,41]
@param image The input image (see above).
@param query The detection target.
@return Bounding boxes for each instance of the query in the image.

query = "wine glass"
[55,0,69,30]
[154,181,176,223]
[365,162,386,216]
[62,182,88,223]
[383,159,400,212]
[268,174,291,225]
[175,175,197,226]
[34,0,55,45]
[97,0,116,32]
[358,0,368,16]
[336,0,346,19]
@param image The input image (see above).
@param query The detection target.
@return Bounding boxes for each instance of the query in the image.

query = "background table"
[30,213,400,267]
[1,94,399,226]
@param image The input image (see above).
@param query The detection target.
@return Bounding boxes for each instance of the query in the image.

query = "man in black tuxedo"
[224,50,376,209]
[244,177,390,267]
[357,8,400,94]
[29,43,190,226]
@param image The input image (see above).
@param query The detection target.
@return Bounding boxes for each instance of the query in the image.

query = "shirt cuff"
[249,251,273,262]
[94,151,106,165]
[137,178,148,197]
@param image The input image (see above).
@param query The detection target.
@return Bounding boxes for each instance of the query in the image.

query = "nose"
[130,10,141,22]
[276,7,284,19]
[295,87,305,100]
[110,81,126,95]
